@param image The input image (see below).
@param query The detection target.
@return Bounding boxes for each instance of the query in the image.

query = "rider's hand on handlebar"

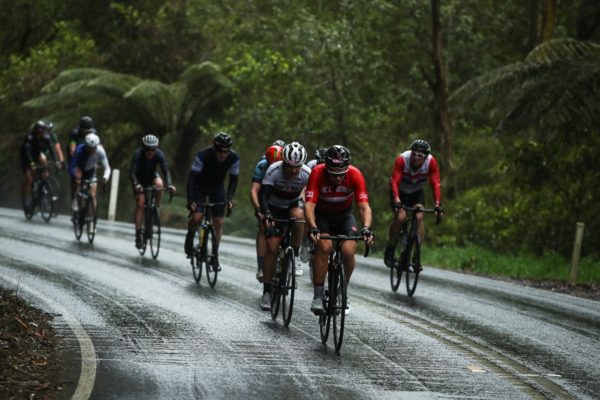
[187,202,197,212]
[392,201,402,212]
[262,211,274,227]
[168,185,176,193]
[308,227,320,242]
[134,183,143,193]
[434,202,443,223]
[361,227,375,246]
[254,207,263,220]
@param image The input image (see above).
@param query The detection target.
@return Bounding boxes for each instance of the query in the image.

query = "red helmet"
[265,145,284,164]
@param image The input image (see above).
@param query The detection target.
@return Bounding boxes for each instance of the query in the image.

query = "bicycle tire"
[39,181,54,222]
[405,235,421,297]
[191,228,203,283]
[204,226,219,288]
[24,201,34,220]
[332,264,346,353]
[319,292,330,344]
[270,283,281,321]
[149,207,161,259]
[86,199,97,244]
[281,247,296,327]
[390,236,403,292]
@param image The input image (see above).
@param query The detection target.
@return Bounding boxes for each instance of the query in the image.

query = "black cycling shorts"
[190,186,226,217]
[315,208,358,236]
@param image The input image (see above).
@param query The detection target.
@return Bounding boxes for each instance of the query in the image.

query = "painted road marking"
[468,365,486,373]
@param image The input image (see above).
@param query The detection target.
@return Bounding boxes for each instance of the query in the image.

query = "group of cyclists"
[20,118,443,314]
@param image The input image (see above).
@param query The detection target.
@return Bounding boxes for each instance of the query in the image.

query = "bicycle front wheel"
[191,229,203,283]
[204,226,219,288]
[85,200,97,244]
[39,181,54,222]
[332,264,347,353]
[405,236,421,297]
[390,239,403,292]
[149,207,161,259]
[281,248,296,327]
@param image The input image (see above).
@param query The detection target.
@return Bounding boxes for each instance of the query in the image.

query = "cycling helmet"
[314,147,328,164]
[213,131,233,149]
[265,145,284,164]
[282,142,307,166]
[142,134,159,148]
[410,139,431,156]
[325,145,351,174]
[34,120,50,131]
[272,139,286,147]
[79,116,94,130]
[85,132,100,148]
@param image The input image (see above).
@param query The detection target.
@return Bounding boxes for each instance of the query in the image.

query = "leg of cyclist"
[89,181,98,216]
[185,208,204,258]
[261,229,283,310]
[22,168,34,211]
[310,234,332,315]
[134,188,145,248]
[289,205,304,276]
[255,226,266,282]
[153,176,164,207]
[385,208,406,266]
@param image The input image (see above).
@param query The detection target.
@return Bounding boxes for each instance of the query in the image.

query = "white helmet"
[282,142,307,166]
[142,134,159,148]
[85,132,100,148]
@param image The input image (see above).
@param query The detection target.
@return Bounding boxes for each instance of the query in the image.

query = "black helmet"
[314,147,328,164]
[213,131,233,149]
[79,116,94,130]
[325,145,351,174]
[33,120,50,131]
[410,139,431,156]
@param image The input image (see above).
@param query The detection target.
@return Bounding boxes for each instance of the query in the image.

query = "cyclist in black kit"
[130,134,176,248]
[184,132,240,269]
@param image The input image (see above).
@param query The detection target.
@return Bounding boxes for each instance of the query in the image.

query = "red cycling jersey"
[390,150,441,203]
[305,164,369,213]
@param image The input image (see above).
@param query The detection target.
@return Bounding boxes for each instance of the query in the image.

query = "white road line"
[0,273,97,400]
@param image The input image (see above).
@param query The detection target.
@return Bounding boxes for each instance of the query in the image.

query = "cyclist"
[259,142,311,310]
[250,143,284,282]
[20,120,58,213]
[305,145,374,315]
[184,132,240,270]
[68,116,94,161]
[306,147,327,170]
[69,131,111,213]
[130,134,176,249]
[384,139,442,268]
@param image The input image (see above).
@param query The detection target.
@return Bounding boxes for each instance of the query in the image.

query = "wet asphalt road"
[0,207,599,399]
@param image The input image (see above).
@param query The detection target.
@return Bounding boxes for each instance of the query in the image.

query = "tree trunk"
[541,0,557,42]
[430,0,452,179]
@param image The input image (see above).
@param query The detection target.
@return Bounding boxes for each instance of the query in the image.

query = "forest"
[1,0,599,265]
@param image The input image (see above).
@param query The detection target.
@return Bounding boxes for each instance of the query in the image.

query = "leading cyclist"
[130,134,176,249]
[305,145,374,315]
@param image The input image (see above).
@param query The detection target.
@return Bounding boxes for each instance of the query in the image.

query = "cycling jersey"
[20,131,56,171]
[251,158,269,183]
[305,164,369,214]
[187,147,240,204]
[390,150,441,203]
[260,161,311,210]
[129,147,173,187]
[69,144,111,181]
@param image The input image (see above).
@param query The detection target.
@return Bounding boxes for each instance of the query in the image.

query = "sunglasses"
[144,147,156,152]
[411,151,426,159]
[215,148,230,154]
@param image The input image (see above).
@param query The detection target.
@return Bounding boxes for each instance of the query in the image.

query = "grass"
[421,244,600,285]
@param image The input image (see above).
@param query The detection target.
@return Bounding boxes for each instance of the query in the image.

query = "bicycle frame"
[138,187,172,259]
[190,202,226,287]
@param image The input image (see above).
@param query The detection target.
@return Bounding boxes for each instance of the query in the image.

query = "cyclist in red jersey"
[384,139,443,268]
[305,145,374,315]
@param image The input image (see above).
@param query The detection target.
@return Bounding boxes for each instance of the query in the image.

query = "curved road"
[0,207,598,399]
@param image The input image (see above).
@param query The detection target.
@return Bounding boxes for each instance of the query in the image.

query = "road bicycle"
[24,166,56,222]
[72,179,98,244]
[137,187,173,259]
[269,218,304,327]
[190,202,228,287]
[316,235,371,354]
[390,205,440,296]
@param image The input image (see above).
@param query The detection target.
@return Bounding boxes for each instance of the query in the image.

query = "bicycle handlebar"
[143,186,174,203]
[401,205,442,224]
[316,235,372,258]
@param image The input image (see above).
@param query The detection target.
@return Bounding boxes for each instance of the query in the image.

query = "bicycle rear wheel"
[405,236,421,297]
[39,181,54,222]
[204,226,219,288]
[86,200,97,244]
[149,207,161,259]
[332,264,346,353]
[191,229,203,283]
[281,248,296,327]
